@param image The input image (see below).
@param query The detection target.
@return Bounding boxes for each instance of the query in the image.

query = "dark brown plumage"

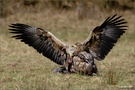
[9,14,127,75]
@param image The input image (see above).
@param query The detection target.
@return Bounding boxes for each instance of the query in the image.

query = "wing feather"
[82,14,127,60]
[9,23,67,65]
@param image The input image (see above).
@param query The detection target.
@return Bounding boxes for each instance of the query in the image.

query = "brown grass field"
[0,2,135,90]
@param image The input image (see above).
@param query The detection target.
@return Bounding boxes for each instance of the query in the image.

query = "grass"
[0,9,134,90]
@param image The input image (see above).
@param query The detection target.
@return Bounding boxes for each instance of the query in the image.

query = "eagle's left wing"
[82,14,127,60]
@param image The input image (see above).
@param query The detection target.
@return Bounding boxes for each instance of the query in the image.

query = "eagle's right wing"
[9,23,67,65]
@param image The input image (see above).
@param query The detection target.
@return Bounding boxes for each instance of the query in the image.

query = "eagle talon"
[52,67,69,74]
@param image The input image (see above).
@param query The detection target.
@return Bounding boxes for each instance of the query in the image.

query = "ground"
[0,9,134,90]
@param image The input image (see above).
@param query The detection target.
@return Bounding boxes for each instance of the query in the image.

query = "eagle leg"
[91,63,98,76]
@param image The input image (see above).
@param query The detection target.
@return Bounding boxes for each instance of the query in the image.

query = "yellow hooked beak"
[73,45,77,48]
[69,53,72,58]
[69,53,73,63]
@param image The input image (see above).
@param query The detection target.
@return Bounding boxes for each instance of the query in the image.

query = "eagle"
[9,14,127,75]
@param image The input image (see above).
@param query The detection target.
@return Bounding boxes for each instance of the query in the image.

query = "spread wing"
[82,14,127,60]
[9,23,67,65]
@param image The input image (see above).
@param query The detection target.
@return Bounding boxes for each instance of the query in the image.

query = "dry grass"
[0,8,134,90]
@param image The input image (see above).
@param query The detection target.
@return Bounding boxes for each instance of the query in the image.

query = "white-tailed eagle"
[9,14,127,75]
